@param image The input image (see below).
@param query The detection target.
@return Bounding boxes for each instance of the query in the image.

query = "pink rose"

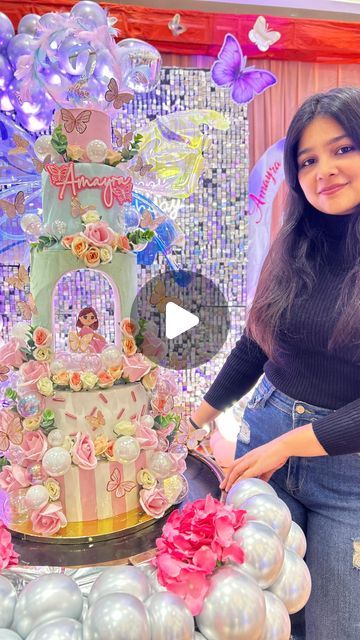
[20,430,48,465]
[122,354,152,383]
[140,487,169,519]
[18,360,50,393]
[142,332,167,362]
[0,337,26,368]
[72,432,97,470]
[33,326,52,347]
[135,424,159,450]
[0,521,19,569]
[30,501,67,535]
[0,464,30,492]
[83,221,115,247]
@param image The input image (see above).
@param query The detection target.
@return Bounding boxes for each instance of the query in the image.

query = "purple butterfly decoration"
[211,33,277,105]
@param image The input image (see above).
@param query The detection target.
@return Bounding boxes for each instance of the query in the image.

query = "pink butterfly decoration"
[107,467,136,498]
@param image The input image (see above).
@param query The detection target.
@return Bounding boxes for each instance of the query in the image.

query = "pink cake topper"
[46,162,133,208]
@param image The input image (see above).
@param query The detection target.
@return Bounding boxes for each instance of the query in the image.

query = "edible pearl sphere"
[86,139,108,163]
[17,394,41,418]
[140,415,154,429]
[101,345,123,369]
[149,451,174,479]
[47,429,65,447]
[25,484,49,510]
[113,436,140,464]
[33,135,53,161]
[20,214,42,236]
[42,447,71,477]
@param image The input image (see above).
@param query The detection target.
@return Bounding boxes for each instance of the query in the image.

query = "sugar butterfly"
[168,13,187,37]
[0,190,25,219]
[86,409,105,431]
[8,134,30,156]
[105,78,134,110]
[68,331,93,353]
[107,467,136,498]
[249,16,281,53]
[140,209,167,231]
[32,155,52,174]
[17,293,37,321]
[114,129,133,148]
[0,365,10,383]
[133,155,153,177]
[6,264,29,290]
[61,109,92,134]
[175,418,207,450]
[0,414,23,452]
[211,33,277,104]
[149,281,181,314]
[71,197,96,219]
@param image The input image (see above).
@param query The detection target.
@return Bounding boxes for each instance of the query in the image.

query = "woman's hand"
[220,438,289,492]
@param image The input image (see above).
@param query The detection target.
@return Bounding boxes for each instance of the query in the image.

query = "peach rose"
[83,221,115,247]
[72,432,97,470]
[108,364,123,380]
[118,235,131,252]
[67,145,84,161]
[71,235,89,258]
[93,434,108,456]
[0,464,30,492]
[18,360,50,394]
[142,369,159,391]
[139,487,169,518]
[142,331,167,362]
[120,318,139,337]
[52,370,70,386]
[33,327,52,348]
[104,440,115,460]
[97,371,114,388]
[83,246,101,268]
[61,235,75,249]
[69,372,82,391]
[122,336,137,357]
[0,337,26,368]
[30,501,67,535]
[20,430,48,465]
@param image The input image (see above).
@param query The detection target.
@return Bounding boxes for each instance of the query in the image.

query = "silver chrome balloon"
[140,565,166,593]
[12,574,83,638]
[194,634,207,640]
[226,478,276,508]
[259,592,291,640]
[233,520,284,588]
[0,630,22,639]
[269,549,312,614]
[196,566,266,640]
[25,617,82,640]
[83,593,150,640]
[240,493,292,542]
[0,575,17,628]
[88,566,151,606]
[146,592,194,640]
[285,521,307,558]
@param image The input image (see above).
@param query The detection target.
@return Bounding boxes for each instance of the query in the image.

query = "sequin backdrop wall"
[0,68,249,411]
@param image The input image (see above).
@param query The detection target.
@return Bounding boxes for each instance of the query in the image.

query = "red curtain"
[1,0,360,63]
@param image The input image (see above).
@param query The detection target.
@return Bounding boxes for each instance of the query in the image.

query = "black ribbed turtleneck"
[204,210,360,455]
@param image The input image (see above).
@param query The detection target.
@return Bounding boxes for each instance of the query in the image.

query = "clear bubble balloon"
[7,33,35,69]
[42,447,72,477]
[89,566,151,606]
[71,1,108,30]
[17,393,42,418]
[0,53,12,90]
[38,13,61,31]
[148,451,174,479]
[146,592,194,640]
[101,345,122,369]
[18,13,41,36]
[58,36,93,76]
[0,574,17,628]
[0,630,22,639]
[16,106,53,133]
[0,12,15,53]
[25,484,49,510]
[83,593,150,640]
[27,462,46,486]
[20,214,42,237]
[33,135,53,161]
[51,352,74,372]
[113,436,140,464]
[269,549,312,614]
[94,49,114,82]
[80,352,102,373]
[117,38,162,93]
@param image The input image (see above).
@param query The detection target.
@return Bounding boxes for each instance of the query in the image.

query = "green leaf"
[51,125,68,156]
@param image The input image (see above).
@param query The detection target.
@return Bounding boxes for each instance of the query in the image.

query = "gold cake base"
[9,506,159,544]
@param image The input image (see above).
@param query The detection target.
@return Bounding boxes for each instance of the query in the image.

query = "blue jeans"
[235,375,360,640]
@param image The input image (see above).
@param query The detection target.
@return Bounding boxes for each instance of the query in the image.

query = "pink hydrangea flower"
[0,520,19,569]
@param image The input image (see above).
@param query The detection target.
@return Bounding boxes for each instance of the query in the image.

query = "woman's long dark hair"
[247,87,360,358]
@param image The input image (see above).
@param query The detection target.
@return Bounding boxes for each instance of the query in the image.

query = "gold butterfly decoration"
[114,129,133,148]
[0,191,25,219]
[107,467,136,498]
[32,155,51,174]
[0,365,10,383]
[133,155,153,177]
[68,331,93,353]
[140,209,167,231]
[17,294,37,321]
[71,197,96,219]
[169,352,188,370]
[0,414,23,452]
[86,409,105,431]
[105,78,134,110]
[5,264,29,290]
[61,109,92,134]
[8,134,30,156]
[149,281,181,314]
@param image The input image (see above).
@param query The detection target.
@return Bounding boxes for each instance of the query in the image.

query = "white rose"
[81,210,101,224]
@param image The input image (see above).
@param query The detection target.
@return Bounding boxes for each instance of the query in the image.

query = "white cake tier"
[46,383,149,439]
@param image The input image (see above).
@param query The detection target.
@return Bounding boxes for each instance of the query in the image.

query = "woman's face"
[297,115,360,215]
[80,311,96,326]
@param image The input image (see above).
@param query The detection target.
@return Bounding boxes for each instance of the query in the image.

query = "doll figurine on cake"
[69,307,107,354]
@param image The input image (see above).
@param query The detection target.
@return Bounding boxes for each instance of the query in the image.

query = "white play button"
[165,301,199,339]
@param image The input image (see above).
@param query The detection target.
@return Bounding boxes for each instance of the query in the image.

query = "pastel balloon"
[0,631,22,639]
[33,136,53,161]
[17,14,40,36]
[259,592,291,640]
[0,575,17,628]
[12,574,83,638]
[0,54,12,90]
[117,39,162,93]
[285,521,307,558]
[88,566,151,606]
[70,1,108,30]
[26,618,82,640]
[146,592,194,640]
[83,593,150,640]
[196,566,266,640]
[0,12,15,53]
[148,451,174,478]
[226,478,276,508]
[269,549,312,614]
[42,447,71,477]
[240,493,292,542]
[233,520,284,589]
[7,34,35,69]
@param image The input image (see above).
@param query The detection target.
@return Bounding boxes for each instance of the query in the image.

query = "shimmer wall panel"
[0,68,249,410]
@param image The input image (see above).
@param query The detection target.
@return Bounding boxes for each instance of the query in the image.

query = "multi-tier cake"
[0,108,192,536]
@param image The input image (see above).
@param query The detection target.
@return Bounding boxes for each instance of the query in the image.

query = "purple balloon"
[0,12,14,54]
[16,106,53,132]
[0,53,12,90]
[7,33,35,69]
[0,88,14,111]
[38,12,63,31]
[58,36,92,76]
[9,78,45,114]
[18,13,40,36]
[94,49,115,82]
[71,1,107,30]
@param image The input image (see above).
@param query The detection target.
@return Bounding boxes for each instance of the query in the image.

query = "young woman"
[190,87,360,640]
